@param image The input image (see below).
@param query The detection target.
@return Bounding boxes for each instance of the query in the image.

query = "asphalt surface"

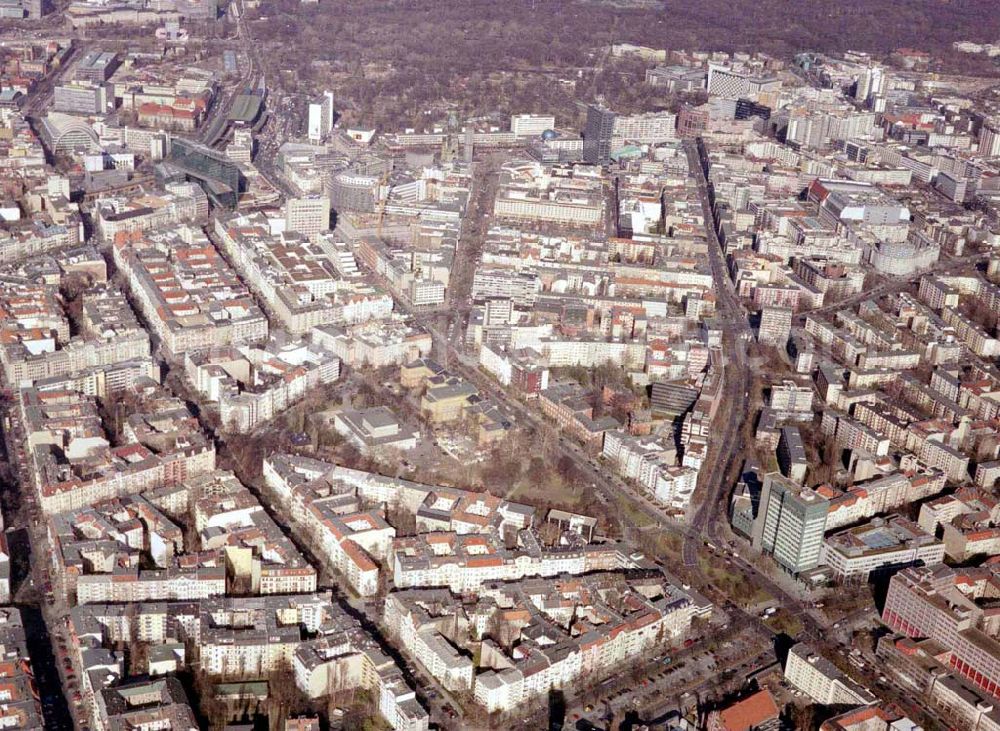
[680,139,753,570]
[0,410,78,730]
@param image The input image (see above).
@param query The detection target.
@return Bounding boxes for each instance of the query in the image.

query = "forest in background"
[248,0,1000,128]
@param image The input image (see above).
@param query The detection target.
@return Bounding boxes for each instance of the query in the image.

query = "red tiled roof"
[714,689,779,731]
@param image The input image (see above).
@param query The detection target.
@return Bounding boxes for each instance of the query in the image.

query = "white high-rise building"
[854,66,886,104]
[611,112,677,143]
[307,91,335,142]
[285,196,330,236]
[979,120,1000,158]
[510,114,556,138]
[226,124,254,164]
[752,474,829,574]
[784,643,876,706]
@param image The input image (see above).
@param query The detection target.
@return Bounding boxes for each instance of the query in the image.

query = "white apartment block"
[510,114,556,138]
[311,321,432,367]
[769,380,814,418]
[307,91,335,142]
[392,537,635,594]
[285,195,330,236]
[185,340,341,434]
[76,570,226,604]
[826,471,945,530]
[612,112,677,143]
[540,338,646,369]
[785,643,876,706]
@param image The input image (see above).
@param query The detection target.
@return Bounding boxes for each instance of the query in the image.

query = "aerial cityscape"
[2,1,1000,730]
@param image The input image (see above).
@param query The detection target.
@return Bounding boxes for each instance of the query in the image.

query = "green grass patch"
[508,478,583,509]
[766,609,804,637]
[698,554,773,606]
[613,493,655,528]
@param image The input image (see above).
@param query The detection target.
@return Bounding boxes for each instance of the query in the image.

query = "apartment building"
[768,380,814,420]
[1,283,151,390]
[882,564,1000,699]
[758,306,793,346]
[0,610,45,727]
[479,343,550,395]
[824,470,945,530]
[312,320,432,368]
[877,634,1000,731]
[386,573,706,714]
[215,213,393,335]
[97,677,196,731]
[392,530,638,593]
[263,455,535,537]
[20,387,216,514]
[820,410,891,457]
[0,200,82,266]
[784,643,876,705]
[112,225,267,357]
[74,594,428,730]
[602,430,699,509]
[777,426,808,484]
[294,635,429,731]
[185,339,340,433]
[303,507,393,596]
[918,488,1000,561]
[189,470,318,595]
[383,590,474,690]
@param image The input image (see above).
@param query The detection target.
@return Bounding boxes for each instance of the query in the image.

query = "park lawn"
[509,477,583,509]
[698,554,773,606]
[766,609,805,638]
[613,492,655,528]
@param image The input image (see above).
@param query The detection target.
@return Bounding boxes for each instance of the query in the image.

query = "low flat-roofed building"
[822,514,944,581]
[333,406,419,454]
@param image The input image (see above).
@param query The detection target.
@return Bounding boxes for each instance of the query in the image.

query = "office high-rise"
[583,104,616,164]
[285,196,330,236]
[979,120,1000,158]
[307,91,335,142]
[752,473,829,573]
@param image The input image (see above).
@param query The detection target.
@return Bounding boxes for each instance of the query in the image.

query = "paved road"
[800,250,986,321]
[0,407,80,730]
[680,139,753,569]
[22,42,78,149]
